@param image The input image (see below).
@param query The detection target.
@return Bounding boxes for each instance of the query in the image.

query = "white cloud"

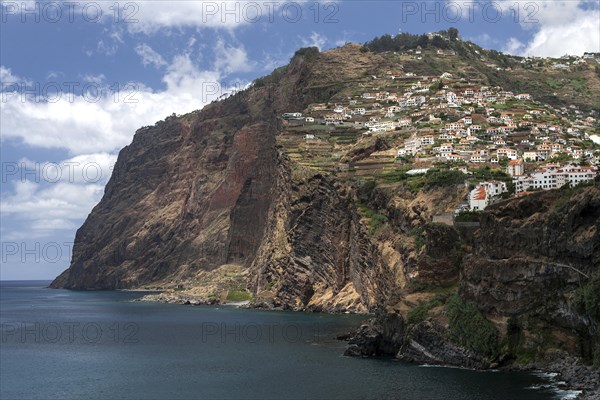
[16,153,118,185]
[3,180,104,217]
[0,152,113,277]
[82,74,106,84]
[0,56,241,154]
[123,1,259,34]
[214,39,254,75]
[187,36,197,49]
[1,153,117,240]
[96,39,119,56]
[0,66,32,86]
[301,32,327,50]
[500,1,600,57]
[135,43,167,68]
[503,37,525,55]
[261,52,291,72]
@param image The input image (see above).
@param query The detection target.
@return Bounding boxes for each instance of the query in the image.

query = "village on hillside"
[279,47,600,216]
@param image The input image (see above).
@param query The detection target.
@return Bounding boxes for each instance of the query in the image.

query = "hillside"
[50,32,600,395]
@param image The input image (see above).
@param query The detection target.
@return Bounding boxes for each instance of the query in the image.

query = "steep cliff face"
[346,187,599,388]
[249,158,387,312]
[461,187,599,317]
[50,45,389,311]
[458,187,600,367]
[51,94,279,289]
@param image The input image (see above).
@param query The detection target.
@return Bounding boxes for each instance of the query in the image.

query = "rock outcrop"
[461,187,599,356]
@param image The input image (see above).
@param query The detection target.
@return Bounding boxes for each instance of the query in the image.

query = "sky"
[1,0,599,280]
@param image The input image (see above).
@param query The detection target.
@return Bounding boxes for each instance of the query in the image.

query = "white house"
[398,118,412,127]
[397,148,410,157]
[469,185,489,211]
[368,121,396,133]
[523,151,539,162]
[497,148,518,160]
[420,136,435,146]
[469,181,508,211]
[470,154,486,163]
[506,159,524,177]
[445,153,464,162]
[439,143,454,154]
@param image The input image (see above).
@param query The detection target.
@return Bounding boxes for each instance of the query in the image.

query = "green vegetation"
[358,204,388,235]
[363,29,475,53]
[446,294,499,358]
[358,180,377,203]
[471,166,512,182]
[374,168,465,193]
[226,290,252,302]
[407,293,448,325]
[547,153,573,163]
[294,46,320,60]
[369,213,388,234]
[574,269,600,321]
[376,168,411,182]
[423,169,466,189]
[454,210,482,223]
[253,65,288,87]
[408,226,426,251]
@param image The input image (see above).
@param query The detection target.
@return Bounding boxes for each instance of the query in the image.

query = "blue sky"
[1,0,599,280]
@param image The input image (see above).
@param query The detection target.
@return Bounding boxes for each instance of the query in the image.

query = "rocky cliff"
[461,187,600,362]
[344,186,600,397]
[51,39,600,393]
[51,45,394,312]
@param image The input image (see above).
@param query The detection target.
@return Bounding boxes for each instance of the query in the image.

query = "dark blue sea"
[0,281,573,399]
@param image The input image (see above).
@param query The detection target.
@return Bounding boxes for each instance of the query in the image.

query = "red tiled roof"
[472,186,487,201]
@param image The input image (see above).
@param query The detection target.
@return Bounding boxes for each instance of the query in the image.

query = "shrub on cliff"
[446,294,499,358]
[358,180,377,203]
[424,169,466,190]
[574,269,600,321]
[294,47,319,60]
[407,294,448,325]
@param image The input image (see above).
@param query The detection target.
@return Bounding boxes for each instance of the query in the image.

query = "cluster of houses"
[511,163,598,194]
[280,53,599,210]
[467,162,598,211]
[284,68,597,163]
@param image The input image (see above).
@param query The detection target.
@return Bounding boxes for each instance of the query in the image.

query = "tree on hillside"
[448,27,459,41]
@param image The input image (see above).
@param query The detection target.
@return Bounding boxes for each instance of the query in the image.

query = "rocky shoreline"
[135,291,366,314]
[135,292,220,306]
[340,312,599,400]
[505,355,600,400]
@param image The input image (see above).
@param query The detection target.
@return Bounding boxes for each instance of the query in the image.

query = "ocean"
[0,281,568,399]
